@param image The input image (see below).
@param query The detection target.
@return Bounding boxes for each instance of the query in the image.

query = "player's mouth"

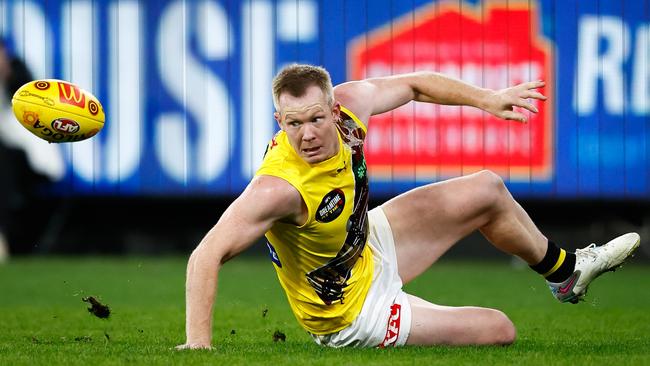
[302,146,321,156]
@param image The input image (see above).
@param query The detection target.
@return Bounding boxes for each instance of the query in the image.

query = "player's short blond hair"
[272,64,334,111]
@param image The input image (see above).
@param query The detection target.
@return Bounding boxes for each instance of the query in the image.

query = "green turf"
[1,256,649,365]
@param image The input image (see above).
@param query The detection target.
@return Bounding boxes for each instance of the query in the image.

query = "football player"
[177,64,640,349]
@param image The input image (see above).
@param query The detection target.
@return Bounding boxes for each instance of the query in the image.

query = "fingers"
[512,98,539,113]
[521,80,545,90]
[514,80,547,100]
[520,90,547,101]
[510,81,546,113]
[489,80,547,122]
[501,110,527,123]
[174,343,214,351]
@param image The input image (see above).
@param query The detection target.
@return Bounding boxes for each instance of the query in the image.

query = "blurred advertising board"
[0,0,647,198]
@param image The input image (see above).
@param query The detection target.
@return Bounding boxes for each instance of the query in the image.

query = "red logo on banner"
[57,82,86,109]
[349,1,554,180]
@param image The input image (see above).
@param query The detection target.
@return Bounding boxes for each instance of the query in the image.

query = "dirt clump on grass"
[272,330,286,342]
[82,296,111,319]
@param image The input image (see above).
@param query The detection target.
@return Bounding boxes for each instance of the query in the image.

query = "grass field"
[1,256,649,365]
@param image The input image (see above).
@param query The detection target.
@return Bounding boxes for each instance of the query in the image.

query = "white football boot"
[548,232,640,304]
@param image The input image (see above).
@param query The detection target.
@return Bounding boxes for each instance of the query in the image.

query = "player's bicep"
[201,176,301,262]
[334,77,415,120]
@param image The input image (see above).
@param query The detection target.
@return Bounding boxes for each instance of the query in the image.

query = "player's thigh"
[382,170,504,283]
[406,294,515,346]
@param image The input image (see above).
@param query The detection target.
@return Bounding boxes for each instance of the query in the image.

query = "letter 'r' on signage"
[349,1,554,181]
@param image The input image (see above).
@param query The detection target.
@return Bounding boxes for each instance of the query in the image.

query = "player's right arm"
[334,72,546,126]
[177,175,304,349]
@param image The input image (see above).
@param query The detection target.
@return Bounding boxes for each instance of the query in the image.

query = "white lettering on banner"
[156,0,232,183]
[364,63,540,92]
[278,0,317,41]
[242,0,317,178]
[241,0,274,178]
[12,0,52,79]
[62,0,100,183]
[575,16,629,115]
[197,0,232,59]
[195,0,232,182]
[633,25,650,115]
[575,16,650,116]
[367,122,534,158]
[59,1,143,185]
[155,113,186,182]
[3,0,291,188]
[106,1,142,183]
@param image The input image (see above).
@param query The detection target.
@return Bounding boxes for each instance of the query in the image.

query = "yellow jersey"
[255,106,374,335]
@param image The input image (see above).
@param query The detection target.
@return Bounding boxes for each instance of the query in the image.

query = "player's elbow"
[491,310,516,345]
[188,242,226,270]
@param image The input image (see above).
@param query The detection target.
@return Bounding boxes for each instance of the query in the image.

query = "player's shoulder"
[250,175,301,203]
[246,174,304,221]
[334,80,373,105]
[334,80,375,124]
[252,173,293,188]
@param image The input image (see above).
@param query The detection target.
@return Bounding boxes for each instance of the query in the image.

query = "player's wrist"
[474,87,496,112]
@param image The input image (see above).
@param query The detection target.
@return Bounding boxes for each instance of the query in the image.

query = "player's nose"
[302,123,317,141]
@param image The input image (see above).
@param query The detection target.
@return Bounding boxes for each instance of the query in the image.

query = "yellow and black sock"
[530,240,576,283]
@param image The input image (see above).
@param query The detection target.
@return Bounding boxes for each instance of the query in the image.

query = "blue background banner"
[0,0,648,198]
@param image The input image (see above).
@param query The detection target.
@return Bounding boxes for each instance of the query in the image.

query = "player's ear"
[274,111,284,130]
[332,102,341,121]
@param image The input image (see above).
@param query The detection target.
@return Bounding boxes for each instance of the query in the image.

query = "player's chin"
[301,152,327,164]
[301,148,325,163]
[302,156,324,164]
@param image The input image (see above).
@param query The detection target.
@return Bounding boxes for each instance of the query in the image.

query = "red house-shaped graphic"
[349,1,554,181]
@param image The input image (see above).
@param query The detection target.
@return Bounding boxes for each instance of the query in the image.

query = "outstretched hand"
[484,80,547,123]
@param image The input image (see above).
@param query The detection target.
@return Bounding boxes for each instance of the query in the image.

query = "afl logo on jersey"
[316,189,345,223]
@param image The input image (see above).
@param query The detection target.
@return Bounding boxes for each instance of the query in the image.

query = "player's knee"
[489,310,516,345]
[472,170,507,206]
[475,170,505,192]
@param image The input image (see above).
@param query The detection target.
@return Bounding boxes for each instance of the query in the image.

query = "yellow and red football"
[11,79,105,143]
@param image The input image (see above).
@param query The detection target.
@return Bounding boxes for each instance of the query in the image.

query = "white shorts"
[310,207,412,348]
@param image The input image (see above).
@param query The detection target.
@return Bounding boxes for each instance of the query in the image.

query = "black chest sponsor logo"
[316,189,345,223]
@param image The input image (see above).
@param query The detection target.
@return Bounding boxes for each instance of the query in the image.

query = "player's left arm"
[334,71,547,125]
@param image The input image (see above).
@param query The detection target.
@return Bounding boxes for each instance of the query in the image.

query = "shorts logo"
[315,189,345,223]
[379,303,401,348]
[266,242,282,268]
